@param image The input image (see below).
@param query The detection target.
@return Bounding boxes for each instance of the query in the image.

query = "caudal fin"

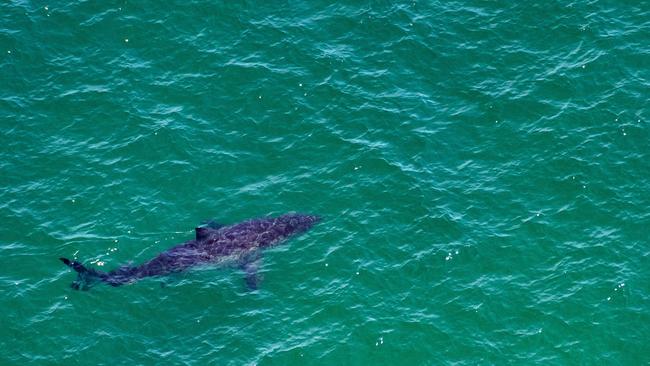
[60,257,106,290]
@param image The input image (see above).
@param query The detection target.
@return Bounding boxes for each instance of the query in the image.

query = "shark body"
[60,213,320,290]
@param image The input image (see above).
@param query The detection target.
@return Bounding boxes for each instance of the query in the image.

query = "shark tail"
[60,257,107,290]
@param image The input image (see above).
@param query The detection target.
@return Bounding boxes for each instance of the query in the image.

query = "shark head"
[277,213,321,235]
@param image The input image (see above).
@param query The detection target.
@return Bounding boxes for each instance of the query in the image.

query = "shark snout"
[305,215,321,224]
[290,214,321,233]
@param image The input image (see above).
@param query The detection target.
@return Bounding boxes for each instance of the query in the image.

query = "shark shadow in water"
[60,213,320,290]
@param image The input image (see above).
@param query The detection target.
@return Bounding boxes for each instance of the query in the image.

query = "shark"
[60,213,320,290]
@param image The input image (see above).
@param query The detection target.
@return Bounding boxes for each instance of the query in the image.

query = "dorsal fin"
[195,227,211,241]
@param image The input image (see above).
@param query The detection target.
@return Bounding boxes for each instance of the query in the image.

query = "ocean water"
[1,0,648,364]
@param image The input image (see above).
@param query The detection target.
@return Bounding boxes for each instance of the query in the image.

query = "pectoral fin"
[244,263,261,290]
[240,253,263,290]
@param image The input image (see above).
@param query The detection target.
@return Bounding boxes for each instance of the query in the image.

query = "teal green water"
[1,1,648,364]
